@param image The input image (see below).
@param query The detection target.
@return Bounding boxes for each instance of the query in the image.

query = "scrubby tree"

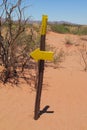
[0,0,39,83]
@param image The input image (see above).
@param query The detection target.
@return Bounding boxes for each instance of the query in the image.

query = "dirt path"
[0,32,87,130]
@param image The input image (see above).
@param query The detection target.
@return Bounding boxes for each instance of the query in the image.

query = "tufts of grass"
[46,45,65,68]
[53,48,65,64]
[65,37,75,46]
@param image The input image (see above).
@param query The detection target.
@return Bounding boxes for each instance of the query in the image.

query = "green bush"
[50,23,87,35]
[50,24,70,34]
[78,26,87,35]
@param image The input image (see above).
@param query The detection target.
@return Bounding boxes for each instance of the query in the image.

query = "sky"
[0,0,87,25]
[23,0,87,25]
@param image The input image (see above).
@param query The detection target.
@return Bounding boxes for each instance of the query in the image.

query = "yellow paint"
[41,15,48,35]
[30,48,54,61]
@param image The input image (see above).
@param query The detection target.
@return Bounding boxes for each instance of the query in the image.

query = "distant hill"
[0,17,83,26]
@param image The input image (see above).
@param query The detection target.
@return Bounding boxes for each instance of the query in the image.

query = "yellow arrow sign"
[30,48,54,61]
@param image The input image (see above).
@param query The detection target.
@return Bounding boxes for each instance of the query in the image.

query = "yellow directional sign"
[30,48,54,61]
[41,15,48,35]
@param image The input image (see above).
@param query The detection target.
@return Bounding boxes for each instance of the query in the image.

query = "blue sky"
[23,0,87,25]
[0,0,87,25]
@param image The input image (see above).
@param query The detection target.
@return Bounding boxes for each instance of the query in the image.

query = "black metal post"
[34,35,46,120]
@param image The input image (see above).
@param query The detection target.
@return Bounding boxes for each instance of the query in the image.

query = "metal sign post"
[30,15,53,120]
[34,15,48,120]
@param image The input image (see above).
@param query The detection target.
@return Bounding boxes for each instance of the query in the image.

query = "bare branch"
[0,0,37,84]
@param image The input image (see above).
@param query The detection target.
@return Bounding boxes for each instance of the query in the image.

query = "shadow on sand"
[39,105,54,117]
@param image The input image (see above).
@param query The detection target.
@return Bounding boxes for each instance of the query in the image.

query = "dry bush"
[65,36,75,46]
[0,0,40,84]
[45,45,65,68]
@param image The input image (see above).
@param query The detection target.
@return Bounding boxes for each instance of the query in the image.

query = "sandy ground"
[0,32,87,130]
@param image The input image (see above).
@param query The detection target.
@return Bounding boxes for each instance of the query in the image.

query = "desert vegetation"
[0,0,40,84]
[0,1,87,129]
[49,23,87,35]
[0,0,87,85]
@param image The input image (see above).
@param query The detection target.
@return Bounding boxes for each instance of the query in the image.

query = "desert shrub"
[70,26,87,35]
[50,24,70,34]
[50,23,87,35]
[0,0,40,84]
[53,48,65,64]
[77,26,87,35]
[46,45,65,68]
[65,37,75,45]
